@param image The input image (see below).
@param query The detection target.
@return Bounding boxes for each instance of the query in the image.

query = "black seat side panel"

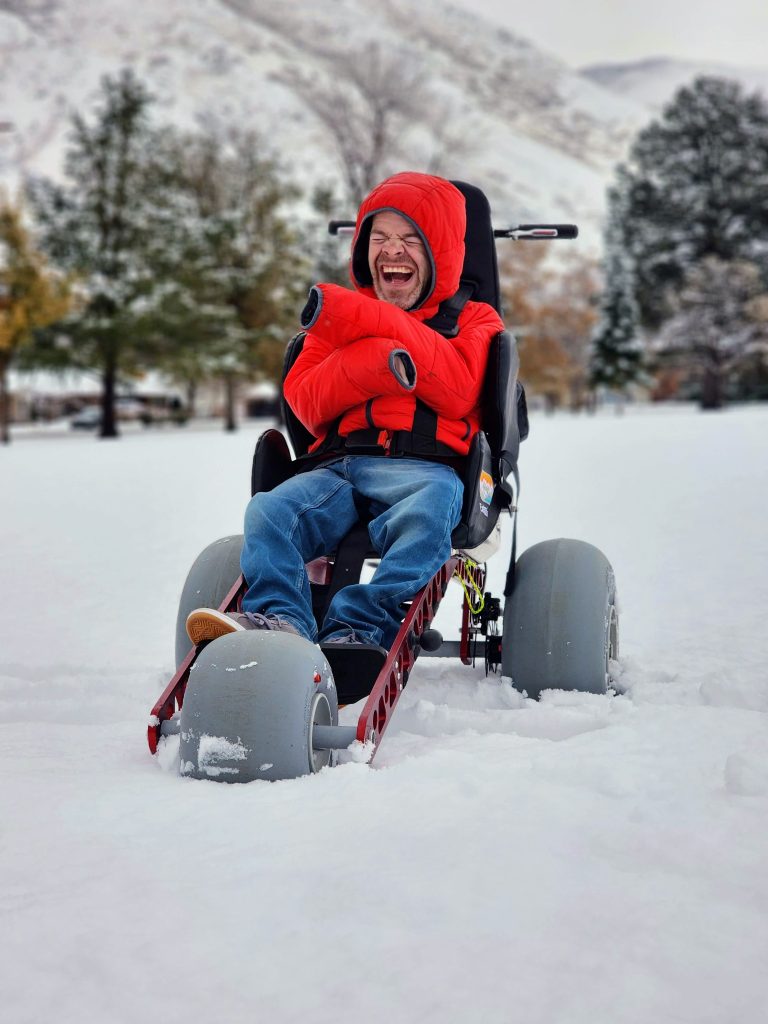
[281,333,315,458]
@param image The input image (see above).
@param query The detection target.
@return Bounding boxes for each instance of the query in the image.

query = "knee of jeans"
[244,490,284,535]
[369,508,429,552]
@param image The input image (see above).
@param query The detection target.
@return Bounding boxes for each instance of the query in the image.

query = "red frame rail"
[147,574,245,755]
[353,557,457,757]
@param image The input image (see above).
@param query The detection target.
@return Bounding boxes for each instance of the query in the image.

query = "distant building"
[244,380,280,419]
[6,369,280,424]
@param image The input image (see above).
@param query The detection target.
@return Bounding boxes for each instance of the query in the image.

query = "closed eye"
[370,232,424,249]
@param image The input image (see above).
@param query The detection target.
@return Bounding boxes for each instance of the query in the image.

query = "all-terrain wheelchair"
[148,182,619,782]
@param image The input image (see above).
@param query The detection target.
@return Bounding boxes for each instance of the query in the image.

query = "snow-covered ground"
[1,404,767,1024]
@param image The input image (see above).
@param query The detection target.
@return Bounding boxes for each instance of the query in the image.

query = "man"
[186,171,503,650]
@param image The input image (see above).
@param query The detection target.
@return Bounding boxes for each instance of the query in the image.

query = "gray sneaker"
[186,608,301,646]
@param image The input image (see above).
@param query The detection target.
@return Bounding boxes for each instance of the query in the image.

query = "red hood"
[350,172,466,315]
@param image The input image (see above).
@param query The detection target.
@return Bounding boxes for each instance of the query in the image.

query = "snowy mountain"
[581,56,768,110]
[0,0,651,246]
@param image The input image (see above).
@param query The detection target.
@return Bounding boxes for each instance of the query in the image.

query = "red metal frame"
[146,574,246,754]
[147,556,486,760]
[353,557,457,758]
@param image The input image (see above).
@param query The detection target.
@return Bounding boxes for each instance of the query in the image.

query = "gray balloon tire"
[178,631,339,783]
[501,538,618,699]
[174,534,245,668]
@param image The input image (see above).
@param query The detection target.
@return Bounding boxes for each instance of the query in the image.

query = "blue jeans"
[240,456,464,647]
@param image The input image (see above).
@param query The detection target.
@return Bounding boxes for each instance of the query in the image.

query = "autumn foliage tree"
[500,244,599,409]
[0,197,71,443]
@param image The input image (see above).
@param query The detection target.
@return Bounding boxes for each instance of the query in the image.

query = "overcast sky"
[451,0,768,69]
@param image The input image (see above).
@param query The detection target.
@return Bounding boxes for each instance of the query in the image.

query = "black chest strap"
[296,281,475,467]
[422,281,475,338]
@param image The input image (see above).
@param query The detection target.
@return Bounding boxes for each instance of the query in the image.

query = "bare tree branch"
[0,0,58,29]
[276,42,451,206]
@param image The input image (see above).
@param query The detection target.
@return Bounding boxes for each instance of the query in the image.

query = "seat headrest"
[450,181,502,316]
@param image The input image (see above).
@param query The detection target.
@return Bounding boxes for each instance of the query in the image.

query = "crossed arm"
[285,284,503,435]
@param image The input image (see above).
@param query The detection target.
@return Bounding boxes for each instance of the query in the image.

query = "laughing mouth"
[380,264,415,285]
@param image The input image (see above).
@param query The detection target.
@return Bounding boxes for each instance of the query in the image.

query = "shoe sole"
[186,609,242,646]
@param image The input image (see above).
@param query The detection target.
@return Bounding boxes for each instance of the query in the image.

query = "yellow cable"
[455,558,485,615]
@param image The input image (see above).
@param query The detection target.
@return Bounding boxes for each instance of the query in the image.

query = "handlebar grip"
[495,224,579,240]
[523,224,578,239]
[328,220,356,235]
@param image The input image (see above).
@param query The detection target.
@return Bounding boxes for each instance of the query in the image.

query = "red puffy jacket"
[284,172,504,457]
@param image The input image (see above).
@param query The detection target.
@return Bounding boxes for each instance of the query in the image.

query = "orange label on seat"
[479,471,494,504]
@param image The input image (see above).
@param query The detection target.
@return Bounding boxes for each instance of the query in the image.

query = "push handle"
[330,220,578,239]
[494,224,579,240]
[328,220,356,235]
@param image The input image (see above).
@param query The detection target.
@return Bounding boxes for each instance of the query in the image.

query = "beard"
[371,260,424,310]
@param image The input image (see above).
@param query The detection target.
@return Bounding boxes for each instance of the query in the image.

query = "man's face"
[368,211,429,310]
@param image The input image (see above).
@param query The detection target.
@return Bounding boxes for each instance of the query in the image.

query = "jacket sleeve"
[303,284,504,418]
[283,332,415,436]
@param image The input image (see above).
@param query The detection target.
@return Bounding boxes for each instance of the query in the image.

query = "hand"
[389,349,416,389]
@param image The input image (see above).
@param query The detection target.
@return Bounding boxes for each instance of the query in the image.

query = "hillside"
[581,55,768,109]
[0,0,651,245]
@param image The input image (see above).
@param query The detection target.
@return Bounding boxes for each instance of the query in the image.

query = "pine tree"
[25,69,158,438]
[0,197,71,443]
[590,174,642,397]
[27,78,306,435]
[660,257,767,409]
[138,123,305,430]
[616,76,768,331]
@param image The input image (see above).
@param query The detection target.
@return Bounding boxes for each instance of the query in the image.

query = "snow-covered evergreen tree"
[25,69,157,437]
[137,123,305,430]
[659,257,768,409]
[25,72,305,434]
[617,76,768,331]
[590,171,642,397]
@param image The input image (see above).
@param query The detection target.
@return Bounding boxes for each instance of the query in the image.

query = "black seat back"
[450,180,502,314]
[281,332,314,459]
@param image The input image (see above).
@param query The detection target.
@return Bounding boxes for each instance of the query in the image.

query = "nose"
[382,235,405,256]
